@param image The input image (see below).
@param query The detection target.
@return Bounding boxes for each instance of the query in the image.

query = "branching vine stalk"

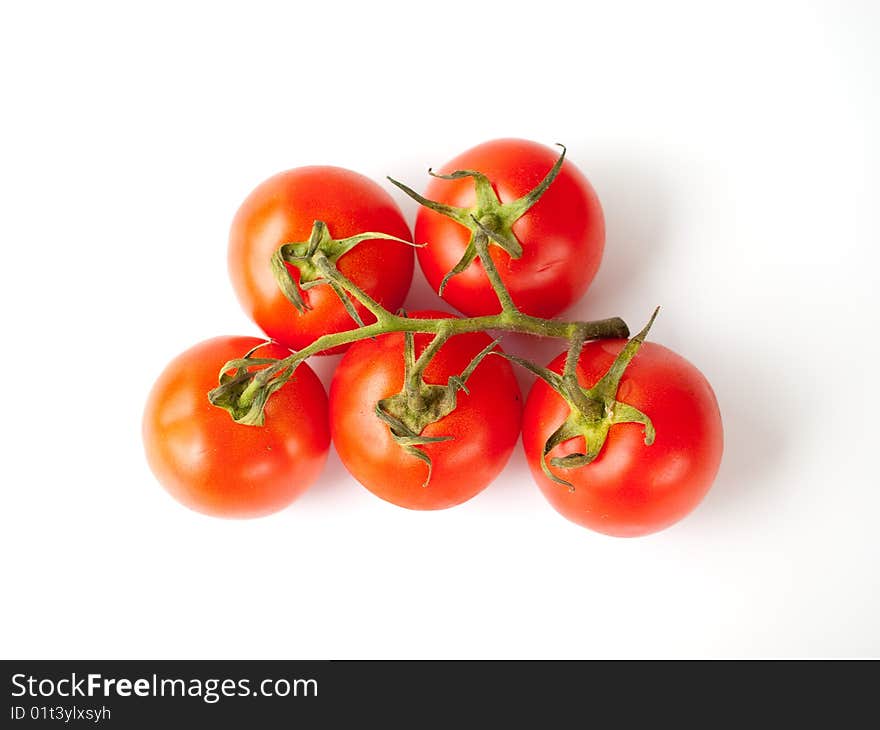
[209,146,658,489]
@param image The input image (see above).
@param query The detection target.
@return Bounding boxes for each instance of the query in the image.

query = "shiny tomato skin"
[522,341,723,537]
[329,311,522,510]
[415,138,604,318]
[143,336,330,518]
[229,166,413,353]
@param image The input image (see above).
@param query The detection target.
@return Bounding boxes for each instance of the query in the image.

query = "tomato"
[142,336,330,518]
[228,166,413,353]
[414,138,604,318]
[522,341,723,537]
[329,311,522,510]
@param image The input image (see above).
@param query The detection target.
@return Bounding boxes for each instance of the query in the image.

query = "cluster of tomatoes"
[142,139,723,537]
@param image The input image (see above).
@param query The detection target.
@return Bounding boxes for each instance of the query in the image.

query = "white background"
[1,0,877,659]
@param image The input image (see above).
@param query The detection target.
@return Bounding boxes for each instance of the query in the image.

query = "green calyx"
[504,309,660,490]
[207,344,296,426]
[270,220,417,319]
[388,144,567,297]
[374,322,501,486]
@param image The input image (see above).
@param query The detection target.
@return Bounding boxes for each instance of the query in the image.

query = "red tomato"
[522,341,723,537]
[415,138,604,318]
[228,166,413,353]
[142,336,330,518]
[329,311,522,510]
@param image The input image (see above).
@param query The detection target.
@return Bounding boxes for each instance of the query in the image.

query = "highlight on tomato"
[142,336,330,518]
[521,334,723,537]
[228,166,414,353]
[329,311,522,510]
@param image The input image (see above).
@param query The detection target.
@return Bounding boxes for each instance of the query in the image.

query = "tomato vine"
[209,146,656,488]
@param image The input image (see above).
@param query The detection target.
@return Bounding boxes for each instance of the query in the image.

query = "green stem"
[313,252,391,323]
[410,326,452,386]
[215,272,629,428]
[472,229,518,313]
[563,326,587,381]
[271,311,628,380]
